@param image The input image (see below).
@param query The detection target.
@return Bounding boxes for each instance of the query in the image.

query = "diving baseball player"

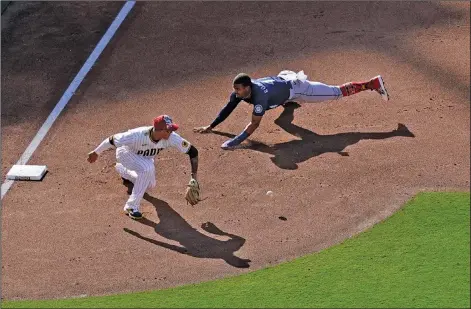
[193,70,390,149]
[87,115,201,220]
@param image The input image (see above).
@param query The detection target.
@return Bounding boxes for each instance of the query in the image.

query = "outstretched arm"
[221,114,262,149]
[244,114,263,135]
[87,131,136,163]
[167,133,199,179]
[185,144,202,206]
[87,136,115,163]
[187,145,199,179]
[194,93,242,133]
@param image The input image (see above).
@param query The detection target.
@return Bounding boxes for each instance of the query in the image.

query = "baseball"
[266,190,273,197]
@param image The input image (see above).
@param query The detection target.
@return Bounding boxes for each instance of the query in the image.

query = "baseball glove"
[185,178,201,205]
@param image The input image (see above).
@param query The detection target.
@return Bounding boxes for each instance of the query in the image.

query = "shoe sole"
[375,75,390,101]
[124,209,143,220]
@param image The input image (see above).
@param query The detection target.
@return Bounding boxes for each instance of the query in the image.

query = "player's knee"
[142,165,155,174]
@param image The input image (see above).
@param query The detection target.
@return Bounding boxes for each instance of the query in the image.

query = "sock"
[339,78,378,97]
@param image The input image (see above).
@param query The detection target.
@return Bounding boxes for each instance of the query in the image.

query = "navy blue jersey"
[210,76,292,128]
[247,76,292,116]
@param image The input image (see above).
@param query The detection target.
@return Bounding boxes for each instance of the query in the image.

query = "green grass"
[3,192,470,308]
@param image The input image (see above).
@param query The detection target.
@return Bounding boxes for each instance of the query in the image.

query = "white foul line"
[1,1,136,200]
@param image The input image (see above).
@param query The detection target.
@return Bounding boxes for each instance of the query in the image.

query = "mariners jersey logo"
[254,105,263,114]
[137,148,162,156]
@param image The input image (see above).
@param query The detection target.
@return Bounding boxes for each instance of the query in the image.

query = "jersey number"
[137,148,160,156]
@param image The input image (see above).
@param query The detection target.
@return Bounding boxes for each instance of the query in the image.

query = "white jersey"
[112,126,191,157]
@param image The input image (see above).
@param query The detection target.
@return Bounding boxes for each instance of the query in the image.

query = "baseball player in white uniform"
[87,115,199,219]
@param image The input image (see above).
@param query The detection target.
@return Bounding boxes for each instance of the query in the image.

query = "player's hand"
[221,138,239,150]
[87,151,98,163]
[193,125,212,134]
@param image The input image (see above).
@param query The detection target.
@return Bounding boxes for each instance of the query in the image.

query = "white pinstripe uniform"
[110,126,191,212]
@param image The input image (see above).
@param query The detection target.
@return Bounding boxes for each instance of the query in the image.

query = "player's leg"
[291,75,389,102]
[115,148,156,188]
[291,80,343,102]
[115,162,138,184]
[115,162,137,195]
[115,149,156,219]
[124,162,155,218]
[338,75,389,101]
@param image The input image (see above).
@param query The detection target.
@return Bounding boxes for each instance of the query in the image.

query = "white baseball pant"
[289,80,343,102]
[279,70,343,102]
[115,147,156,212]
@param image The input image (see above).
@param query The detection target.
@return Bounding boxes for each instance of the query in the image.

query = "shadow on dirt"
[212,102,415,170]
[123,193,251,268]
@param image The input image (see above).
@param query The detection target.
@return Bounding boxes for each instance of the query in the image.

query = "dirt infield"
[1,1,469,300]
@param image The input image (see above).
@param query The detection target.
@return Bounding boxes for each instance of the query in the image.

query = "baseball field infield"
[1,1,469,307]
[3,191,469,308]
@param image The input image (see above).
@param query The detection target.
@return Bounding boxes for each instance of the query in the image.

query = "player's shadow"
[212,102,415,170]
[123,193,251,268]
